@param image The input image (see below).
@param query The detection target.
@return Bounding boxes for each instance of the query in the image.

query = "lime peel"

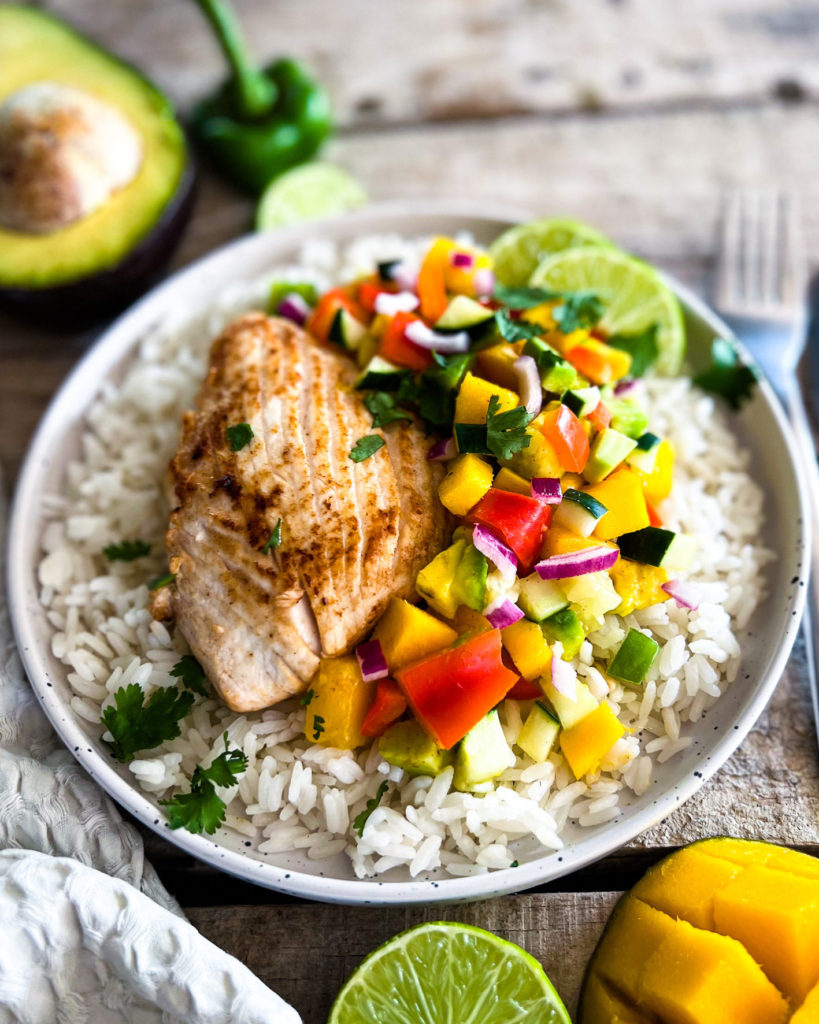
[255,162,367,231]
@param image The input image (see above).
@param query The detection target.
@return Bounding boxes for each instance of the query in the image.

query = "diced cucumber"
[617,526,696,571]
[522,337,580,393]
[553,488,608,537]
[517,573,569,622]
[454,422,489,454]
[355,355,406,391]
[328,308,368,350]
[561,571,621,630]
[268,280,318,313]
[540,607,585,660]
[562,386,601,419]
[607,398,649,439]
[436,295,495,337]
[453,710,516,792]
[379,720,453,777]
[626,432,662,473]
[584,427,638,483]
[608,628,659,687]
[517,702,560,762]
[542,677,598,729]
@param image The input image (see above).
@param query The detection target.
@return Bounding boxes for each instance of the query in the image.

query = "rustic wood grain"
[186,891,621,1022]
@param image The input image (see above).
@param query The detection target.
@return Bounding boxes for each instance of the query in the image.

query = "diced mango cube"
[494,467,532,496]
[521,301,558,332]
[454,372,519,424]
[637,439,674,505]
[475,343,521,391]
[580,974,655,1024]
[632,846,743,930]
[438,453,494,516]
[792,978,819,1024]
[565,337,632,385]
[609,557,670,616]
[373,597,457,670]
[593,897,680,1002]
[445,605,492,635]
[584,467,650,541]
[541,524,615,558]
[504,427,563,481]
[502,619,553,680]
[703,836,819,880]
[303,655,376,749]
[560,702,625,778]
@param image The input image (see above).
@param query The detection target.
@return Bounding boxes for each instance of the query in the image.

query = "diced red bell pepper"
[378,311,433,371]
[395,629,519,749]
[468,488,553,573]
[539,404,590,473]
[507,676,543,700]
[356,277,394,316]
[646,498,663,527]
[307,288,367,343]
[587,401,612,433]
[360,679,408,738]
[417,239,451,322]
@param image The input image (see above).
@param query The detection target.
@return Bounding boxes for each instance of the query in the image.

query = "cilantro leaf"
[103,540,151,562]
[226,422,254,451]
[161,734,248,835]
[493,283,563,308]
[148,572,175,591]
[494,309,544,344]
[364,391,413,429]
[262,518,282,554]
[170,655,209,697]
[353,780,389,837]
[311,714,326,741]
[693,337,759,409]
[608,323,660,378]
[486,395,531,461]
[102,683,194,762]
[553,291,603,333]
[349,435,386,462]
[300,687,315,707]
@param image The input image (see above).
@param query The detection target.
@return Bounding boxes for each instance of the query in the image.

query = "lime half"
[329,921,572,1024]
[255,163,367,231]
[531,245,686,375]
[490,217,614,287]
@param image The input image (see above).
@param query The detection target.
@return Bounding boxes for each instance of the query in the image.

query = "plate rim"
[6,198,811,905]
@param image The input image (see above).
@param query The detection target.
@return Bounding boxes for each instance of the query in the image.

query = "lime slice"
[490,217,614,287]
[255,163,367,231]
[329,921,572,1024]
[530,245,686,375]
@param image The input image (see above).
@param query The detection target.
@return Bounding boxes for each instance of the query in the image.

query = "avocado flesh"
[0,5,187,290]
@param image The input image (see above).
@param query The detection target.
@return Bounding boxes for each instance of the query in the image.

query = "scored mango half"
[580,837,819,1023]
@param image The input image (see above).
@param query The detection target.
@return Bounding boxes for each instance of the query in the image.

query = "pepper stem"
[193,0,277,120]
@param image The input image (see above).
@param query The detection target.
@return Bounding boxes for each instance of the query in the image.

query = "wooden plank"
[36,0,819,126]
[186,891,620,1022]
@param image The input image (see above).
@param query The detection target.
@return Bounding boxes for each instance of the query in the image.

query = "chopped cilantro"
[226,422,254,451]
[300,688,315,707]
[102,683,194,762]
[510,860,519,868]
[161,733,248,836]
[494,308,544,344]
[493,283,563,308]
[353,780,389,837]
[170,655,209,697]
[148,572,176,591]
[608,323,660,378]
[364,391,413,429]
[553,291,603,334]
[262,518,283,554]
[349,435,385,462]
[693,337,759,409]
[312,714,326,741]
[103,540,151,562]
[486,395,531,461]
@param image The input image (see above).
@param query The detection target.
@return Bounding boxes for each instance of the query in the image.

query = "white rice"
[37,233,773,879]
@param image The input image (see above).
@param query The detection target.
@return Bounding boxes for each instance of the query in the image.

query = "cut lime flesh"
[329,921,572,1024]
[255,162,367,231]
[490,217,614,287]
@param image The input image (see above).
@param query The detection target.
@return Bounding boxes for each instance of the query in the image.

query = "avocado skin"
[0,162,196,329]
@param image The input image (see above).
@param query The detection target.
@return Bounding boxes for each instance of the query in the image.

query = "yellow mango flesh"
[593,896,681,1001]
[493,466,532,496]
[559,702,625,778]
[504,426,563,481]
[638,439,674,505]
[585,467,650,541]
[303,655,376,749]
[474,343,521,391]
[373,597,457,670]
[792,979,819,1023]
[437,453,494,516]
[610,558,670,617]
[502,619,552,680]
[631,845,742,929]
[580,975,656,1024]
[454,372,519,424]
[542,524,617,559]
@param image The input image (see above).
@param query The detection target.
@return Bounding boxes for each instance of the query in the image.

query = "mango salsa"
[609,557,670,616]
[373,597,457,670]
[474,343,521,391]
[493,466,532,496]
[438,453,494,516]
[502,619,552,680]
[303,656,376,749]
[638,438,674,505]
[559,702,625,778]
[584,467,650,541]
[454,372,519,424]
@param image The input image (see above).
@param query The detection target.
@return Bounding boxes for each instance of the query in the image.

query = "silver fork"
[715,188,819,742]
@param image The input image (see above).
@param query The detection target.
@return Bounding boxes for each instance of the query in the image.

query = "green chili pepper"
[190,0,333,193]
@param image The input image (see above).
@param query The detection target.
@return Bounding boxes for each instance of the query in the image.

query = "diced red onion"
[530,477,562,504]
[277,293,312,326]
[613,379,644,398]
[374,290,419,316]
[356,639,390,682]
[404,319,471,353]
[535,546,619,580]
[473,523,518,580]
[427,437,457,462]
[451,251,475,269]
[549,647,578,700]
[485,598,525,630]
[513,355,542,420]
[393,261,419,292]
[661,579,701,610]
[473,267,495,298]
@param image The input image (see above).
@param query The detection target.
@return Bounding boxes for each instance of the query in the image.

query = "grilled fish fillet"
[153,313,449,712]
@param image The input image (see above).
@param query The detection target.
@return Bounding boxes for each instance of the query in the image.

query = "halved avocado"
[0,5,194,325]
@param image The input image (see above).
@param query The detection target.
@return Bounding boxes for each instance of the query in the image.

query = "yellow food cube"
[373,597,457,670]
[502,619,553,680]
[521,301,557,332]
[560,702,625,778]
[541,524,614,558]
[632,846,743,930]
[437,453,494,516]
[303,655,376,750]
[712,864,819,1006]
[700,837,819,878]
[792,978,819,1024]
[584,467,650,541]
[609,557,669,616]
[561,472,585,491]
[593,897,680,1002]
[493,467,531,496]
[504,428,563,481]
[475,343,521,391]
[444,605,492,635]
[579,973,655,1024]
[565,337,633,385]
[454,372,519,424]
[638,439,674,505]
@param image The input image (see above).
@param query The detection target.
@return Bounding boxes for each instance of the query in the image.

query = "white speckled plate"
[6,201,810,905]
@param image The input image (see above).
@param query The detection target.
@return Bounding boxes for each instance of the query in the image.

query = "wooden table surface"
[4,1,819,1019]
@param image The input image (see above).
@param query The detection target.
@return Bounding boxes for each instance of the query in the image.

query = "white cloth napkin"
[0,480,301,1024]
